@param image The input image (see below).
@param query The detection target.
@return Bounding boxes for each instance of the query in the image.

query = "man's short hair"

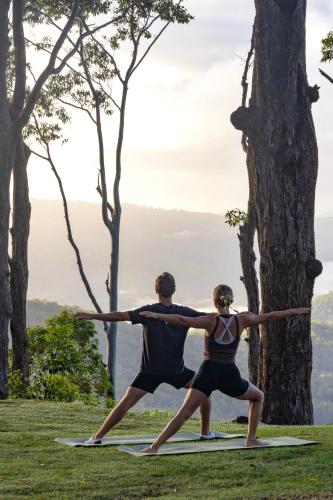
[155,272,176,298]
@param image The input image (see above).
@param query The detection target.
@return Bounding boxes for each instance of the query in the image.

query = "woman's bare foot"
[142,445,159,454]
[245,438,269,447]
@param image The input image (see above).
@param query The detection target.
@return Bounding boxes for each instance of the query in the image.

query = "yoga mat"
[118,436,319,457]
[55,431,245,447]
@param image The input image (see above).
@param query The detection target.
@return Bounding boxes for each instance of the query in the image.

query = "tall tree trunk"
[107,222,120,393]
[231,0,322,424]
[0,0,14,399]
[10,136,31,379]
[106,78,126,396]
[239,197,260,385]
[237,26,260,385]
[0,135,14,399]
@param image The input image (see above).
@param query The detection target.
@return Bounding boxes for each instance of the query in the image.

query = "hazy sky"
[27,0,333,216]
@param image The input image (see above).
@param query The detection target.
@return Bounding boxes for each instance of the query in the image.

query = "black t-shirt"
[128,303,204,375]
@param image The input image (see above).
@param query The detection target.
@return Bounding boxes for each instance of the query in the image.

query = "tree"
[225,206,260,386]
[0,0,126,399]
[320,30,333,84]
[225,29,261,387]
[27,0,193,396]
[230,0,322,424]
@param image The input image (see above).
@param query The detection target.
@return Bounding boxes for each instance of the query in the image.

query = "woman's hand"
[293,307,311,315]
[140,311,160,319]
[75,312,93,320]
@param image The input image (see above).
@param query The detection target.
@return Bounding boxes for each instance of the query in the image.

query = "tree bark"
[231,0,322,424]
[105,79,127,395]
[0,0,14,399]
[0,133,14,399]
[238,196,260,385]
[107,223,120,392]
[238,29,260,385]
[10,137,31,379]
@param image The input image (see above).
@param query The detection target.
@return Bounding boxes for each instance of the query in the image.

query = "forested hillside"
[26,293,333,424]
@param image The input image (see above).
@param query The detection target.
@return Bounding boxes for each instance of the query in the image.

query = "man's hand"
[140,311,160,319]
[75,312,93,320]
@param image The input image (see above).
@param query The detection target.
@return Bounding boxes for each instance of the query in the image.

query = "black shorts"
[131,367,195,394]
[191,360,249,398]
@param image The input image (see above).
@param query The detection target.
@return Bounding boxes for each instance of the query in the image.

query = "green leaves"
[24,0,115,24]
[321,31,333,63]
[225,208,248,228]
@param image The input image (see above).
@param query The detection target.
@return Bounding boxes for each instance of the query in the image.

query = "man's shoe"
[200,431,216,440]
[84,436,102,445]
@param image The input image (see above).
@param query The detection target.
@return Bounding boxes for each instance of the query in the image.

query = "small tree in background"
[27,0,193,397]
[320,31,333,84]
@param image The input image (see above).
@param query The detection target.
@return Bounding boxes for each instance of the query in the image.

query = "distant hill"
[26,294,333,424]
[28,200,333,311]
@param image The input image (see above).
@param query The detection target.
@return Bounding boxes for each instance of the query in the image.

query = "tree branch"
[25,36,108,95]
[18,5,127,128]
[96,183,114,217]
[80,16,124,84]
[319,68,333,84]
[31,120,104,318]
[52,14,127,76]
[99,81,121,112]
[30,148,48,162]
[25,36,86,82]
[130,20,170,75]
[55,95,97,123]
[17,0,80,128]
[79,35,114,231]
[240,25,255,153]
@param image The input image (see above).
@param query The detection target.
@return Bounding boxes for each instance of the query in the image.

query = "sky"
[27,0,333,216]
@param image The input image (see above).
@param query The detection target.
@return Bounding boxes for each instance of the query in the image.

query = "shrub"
[9,309,112,405]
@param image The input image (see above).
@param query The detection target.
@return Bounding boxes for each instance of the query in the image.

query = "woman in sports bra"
[140,284,310,452]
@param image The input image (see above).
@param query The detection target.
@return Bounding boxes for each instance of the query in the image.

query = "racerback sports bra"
[204,315,240,364]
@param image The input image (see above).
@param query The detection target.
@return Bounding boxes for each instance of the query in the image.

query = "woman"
[140,284,310,452]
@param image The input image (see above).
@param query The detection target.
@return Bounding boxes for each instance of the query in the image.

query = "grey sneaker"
[200,432,216,440]
[84,436,102,445]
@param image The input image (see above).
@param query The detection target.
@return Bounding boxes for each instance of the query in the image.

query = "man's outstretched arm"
[75,311,130,322]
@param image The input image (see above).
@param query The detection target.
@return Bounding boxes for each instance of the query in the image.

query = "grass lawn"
[0,400,332,499]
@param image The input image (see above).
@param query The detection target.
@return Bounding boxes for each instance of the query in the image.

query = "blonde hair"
[213,284,234,308]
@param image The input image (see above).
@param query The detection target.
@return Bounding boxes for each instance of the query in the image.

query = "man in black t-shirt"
[75,272,214,444]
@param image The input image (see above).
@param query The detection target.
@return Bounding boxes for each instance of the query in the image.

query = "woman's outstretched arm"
[238,307,310,330]
[139,311,215,330]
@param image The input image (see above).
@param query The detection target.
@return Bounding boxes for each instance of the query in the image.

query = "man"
[75,272,214,444]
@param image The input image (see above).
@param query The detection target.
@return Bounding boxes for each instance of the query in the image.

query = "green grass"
[0,400,332,499]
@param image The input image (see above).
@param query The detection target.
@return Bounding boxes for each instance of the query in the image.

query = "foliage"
[225,208,247,228]
[8,309,111,404]
[321,31,333,62]
[25,0,193,152]
[24,0,116,24]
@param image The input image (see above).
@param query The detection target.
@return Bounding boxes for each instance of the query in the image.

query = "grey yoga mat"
[55,431,245,447]
[118,436,319,457]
